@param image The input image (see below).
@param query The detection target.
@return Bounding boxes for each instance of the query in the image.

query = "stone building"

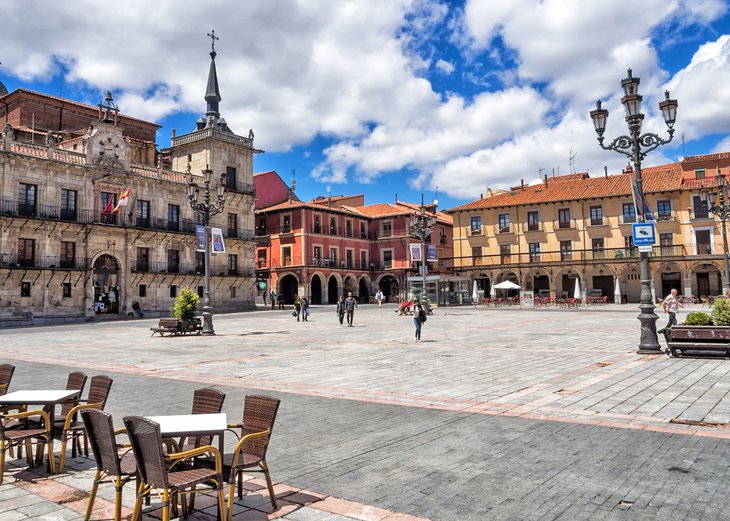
[0,47,257,326]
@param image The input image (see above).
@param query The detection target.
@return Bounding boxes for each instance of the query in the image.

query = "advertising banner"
[211,227,226,254]
[427,244,437,262]
[409,243,422,262]
[195,225,206,252]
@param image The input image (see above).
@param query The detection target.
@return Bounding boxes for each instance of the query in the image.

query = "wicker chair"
[80,409,136,521]
[181,387,226,451]
[0,364,15,396]
[123,415,225,521]
[57,375,113,472]
[0,408,54,483]
[226,395,281,517]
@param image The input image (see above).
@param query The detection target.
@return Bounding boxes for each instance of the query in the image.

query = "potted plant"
[171,288,199,331]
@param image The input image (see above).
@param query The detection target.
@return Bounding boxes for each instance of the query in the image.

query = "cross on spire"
[207,30,219,51]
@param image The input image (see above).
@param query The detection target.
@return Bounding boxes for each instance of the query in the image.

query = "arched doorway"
[328,275,339,304]
[358,277,370,303]
[93,254,120,314]
[311,275,323,304]
[279,274,299,304]
[344,276,356,297]
[379,275,399,302]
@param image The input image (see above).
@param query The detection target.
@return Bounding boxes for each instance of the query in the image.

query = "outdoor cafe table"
[0,389,81,471]
[146,413,227,456]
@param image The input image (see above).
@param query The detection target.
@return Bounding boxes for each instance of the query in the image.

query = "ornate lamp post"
[188,166,226,335]
[589,69,678,354]
[700,174,730,294]
[409,195,437,300]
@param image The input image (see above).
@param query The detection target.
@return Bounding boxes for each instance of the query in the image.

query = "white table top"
[146,413,227,436]
[0,390,80,405]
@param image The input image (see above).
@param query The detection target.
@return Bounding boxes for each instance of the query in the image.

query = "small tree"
[171,288,199,322]
[712,297,730,326]
[683,311,712,326]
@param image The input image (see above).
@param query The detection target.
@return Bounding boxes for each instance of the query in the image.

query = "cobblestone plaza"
[1,304,729,520]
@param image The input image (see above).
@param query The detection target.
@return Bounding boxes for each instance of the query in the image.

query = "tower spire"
[204,30,221,119]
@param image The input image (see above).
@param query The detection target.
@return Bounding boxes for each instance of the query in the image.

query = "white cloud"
[435,59,455,74]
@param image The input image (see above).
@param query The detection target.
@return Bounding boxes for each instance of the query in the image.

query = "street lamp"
[188,165,227,335]
[589,69,678,354]
[409,195,437,301]
[700,174,730,295]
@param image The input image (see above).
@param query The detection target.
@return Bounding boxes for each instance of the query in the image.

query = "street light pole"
[188,165,226,335]
[409,195,437,300]
[590,69,678,354]
[700,174,730,295]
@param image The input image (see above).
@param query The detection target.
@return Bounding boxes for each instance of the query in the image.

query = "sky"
[1,0,729,210]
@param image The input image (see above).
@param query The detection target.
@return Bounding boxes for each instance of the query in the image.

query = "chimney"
[480,193,483,199]
[544,174,548,188]
[604,166,608,178]
[395,193,398,204]
[521,179,525,190]
[171,128,176,139]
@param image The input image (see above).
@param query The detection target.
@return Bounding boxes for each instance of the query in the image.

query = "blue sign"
[632,223,656,245]
[195,225,206,252]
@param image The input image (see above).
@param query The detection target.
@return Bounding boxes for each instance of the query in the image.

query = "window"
[329,247,338,265]
[228,254,238,275]
[696,229,712,254]
[660,233,674,255]
[226,166,236,189]
[692,196,709,219]
[657,200,671,220]
[558,208,571,228]
[313,215,322,233]
[528,242,540,262]
[346,220,353,237]
[472,246,483,265]
[170,285,178,298]
[60,241,75,269]
[471,216,482,234]
[592,238,605,259]
[329,217,337,235]
[136,247,149,271]
[360,250,367,269]
[17,238,34,267]
[313,246,322,261]
[100,191,116,224]
[499,244,511,263]
[19,183,37,217]
[282,214,292,234]
[440,227,447,244]
[167,249,179,273]
[62,282,71,298]
[60,189,77,221]
[383,250,393,268]
[624,236,636,257]
[139,284,147,297]
[382,221,392,237]
[197,286,204,298]
[257,249,267,268]
[167,204,180,231]
[622,203,637,223]
[21,281,31,297]
[346,249,354,268]
[256,217,267,234]
[360,222,367,239]
[230,286,236,299]
[527,211,540,231]
[196,251,205,272]
[282,246,292,266]
[589,206,603,226]
[498,214,511,233]
[137,200,150,227]
[695,168,705,180]
[560,240,572,261]
[227,213,238,238]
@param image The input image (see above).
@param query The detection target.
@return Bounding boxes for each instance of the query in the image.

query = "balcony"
[554,218,576,230]
[281,224,292,234]
[166,220,180,232]
[524,221,543,232]
[588,218,605,226]
[495,223,514,234]
[312,224,322,234]
[60,208,77,221]
[1,200,95,223]
[655,212,676,222]
[470,227,483,236]
[0,253,89,270]
[619,214,637,225]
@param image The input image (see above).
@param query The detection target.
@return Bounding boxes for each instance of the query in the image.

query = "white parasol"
[614,277,621,303]
[574,278,581,299]
[493,280,521,290]
[472,280,479,301]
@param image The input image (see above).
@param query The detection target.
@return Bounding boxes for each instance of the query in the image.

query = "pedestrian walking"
[294,295,302,321]
[270,290,277,310]
[345,292,358,327]
[277,293,285,310]
[413,300,426,341]
[375,289,384,308]
[301,296,309,321]
[659,288,683,333]
[262,290,267,306]
[336,296,345,326]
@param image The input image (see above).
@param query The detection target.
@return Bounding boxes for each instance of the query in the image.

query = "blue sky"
[1,0,729,210]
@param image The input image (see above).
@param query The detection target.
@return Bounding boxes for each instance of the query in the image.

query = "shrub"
[171,288,199,322]
[683,311,712,326]
[712,297,730,326]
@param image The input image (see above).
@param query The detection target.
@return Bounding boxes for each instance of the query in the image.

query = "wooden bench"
[662,326,730,358]
[150,318,181,337]
[180,317,203,335]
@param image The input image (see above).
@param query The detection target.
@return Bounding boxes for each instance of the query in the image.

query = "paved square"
[0,303,729,520]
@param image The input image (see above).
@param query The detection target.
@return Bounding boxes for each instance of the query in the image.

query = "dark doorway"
[358,278,370,303]
[379,276,399,302]
[344,276,356,297]
[592,275,614,302]
[279,274,299,304]
[697,272,710,297]
[311,275,322,304]
[327,275,339,304]
[661,272,681,300]
[533,275,550,296]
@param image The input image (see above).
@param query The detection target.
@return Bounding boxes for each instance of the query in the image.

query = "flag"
[113,187,131,213]
[102,195,114,215]
[211,227,226,254]
[409,243,422,262]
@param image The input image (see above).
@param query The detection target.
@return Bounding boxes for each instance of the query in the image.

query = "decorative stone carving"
[84,121,130,171]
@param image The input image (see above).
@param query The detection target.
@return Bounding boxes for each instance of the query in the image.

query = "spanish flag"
[113,188,131,213]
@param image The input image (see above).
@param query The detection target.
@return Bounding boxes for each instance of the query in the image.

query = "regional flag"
[102,195,114,215]
[113,188,131,213]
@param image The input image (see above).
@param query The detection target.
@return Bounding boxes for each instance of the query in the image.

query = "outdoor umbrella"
[472,280,479,301]
[574,278,581,299]
[490,283,496,298]
[493,280,521,290]
[614,277,621,303]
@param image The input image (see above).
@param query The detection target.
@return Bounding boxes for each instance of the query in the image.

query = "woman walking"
[413,300,426,341]
[336,296,346,326]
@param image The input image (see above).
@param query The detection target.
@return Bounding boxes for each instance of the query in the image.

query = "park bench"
[150,318,181,337]
[662,326,730,358]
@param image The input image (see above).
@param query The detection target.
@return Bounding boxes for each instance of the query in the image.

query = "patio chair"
[0,364,15,396]
[179,387,226,451]
[80,409,136,521]
[57,375,113,472]
[226,395,281,516]
[123,415,225,521]
[0,408,54,484]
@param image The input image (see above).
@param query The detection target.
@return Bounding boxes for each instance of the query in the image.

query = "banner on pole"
[409,243,422,262]
[211,227,226,254]
[427,245,437,262]
[195,225,206,252]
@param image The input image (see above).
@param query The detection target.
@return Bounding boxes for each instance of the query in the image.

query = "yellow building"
[448,153,730,303]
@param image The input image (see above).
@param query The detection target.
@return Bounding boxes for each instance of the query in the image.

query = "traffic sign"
[632,223,656,246]
[637,245,653,253]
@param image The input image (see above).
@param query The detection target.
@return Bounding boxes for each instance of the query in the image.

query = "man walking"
[270,290,277,310]
[345,292,358,327]
[659,288,683,333]
[375,289,384,308]
[336,296,345,326]
[301,296,309,321]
